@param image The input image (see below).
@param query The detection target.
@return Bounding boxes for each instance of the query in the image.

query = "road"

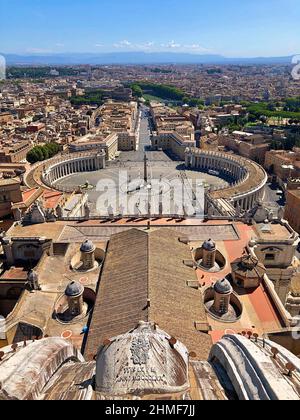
[137,105,152,152]
[263,182,286,217]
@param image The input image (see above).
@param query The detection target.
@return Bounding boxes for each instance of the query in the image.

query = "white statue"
[84,202,91,220]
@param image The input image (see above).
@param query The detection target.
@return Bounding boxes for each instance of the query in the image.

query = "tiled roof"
[84,228,211,360]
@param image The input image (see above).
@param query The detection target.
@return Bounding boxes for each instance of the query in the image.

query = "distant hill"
[1,52,294,66]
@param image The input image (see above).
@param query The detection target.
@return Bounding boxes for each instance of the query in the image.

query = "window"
[265,253,275,261]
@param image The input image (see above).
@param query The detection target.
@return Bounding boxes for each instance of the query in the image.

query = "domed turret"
[203,239,216,251]
[65,281,84,316]
[80,240,96,271]
[214,278,233,295]
[202,239,217,269]
[65,281,84,297]
[213,278,233,315]
[80,240,95,253]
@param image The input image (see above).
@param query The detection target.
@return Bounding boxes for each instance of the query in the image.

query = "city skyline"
[0,0,300,57]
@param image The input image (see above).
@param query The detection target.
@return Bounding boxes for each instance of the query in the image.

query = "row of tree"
[70,89,104,106]
[131,82,186,101]
[131,82,204,108]
[7,66,80,79]
[26,143,61,164]
[270,133,300,151]
[245,101,300,121]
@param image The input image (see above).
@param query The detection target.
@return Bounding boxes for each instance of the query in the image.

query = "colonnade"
[185,148,267,213]
[42,152,106,187]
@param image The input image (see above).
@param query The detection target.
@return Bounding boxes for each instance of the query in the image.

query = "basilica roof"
[84,228,212,360]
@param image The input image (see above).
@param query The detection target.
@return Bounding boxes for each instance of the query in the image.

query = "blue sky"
[0,0,300,57]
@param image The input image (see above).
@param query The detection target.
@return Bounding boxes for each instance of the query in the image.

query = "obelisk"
[144,153,148,183]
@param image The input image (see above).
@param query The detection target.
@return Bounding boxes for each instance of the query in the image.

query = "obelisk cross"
[144,153,148,183]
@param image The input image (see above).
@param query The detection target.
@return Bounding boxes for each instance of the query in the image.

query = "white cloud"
[165,41,182,49]
[113,40,156,50]
[110,40,210,53]
[159,41,209,53]
[55,43,65,48]
[184,43,210,52]
[25,48,53,54]
[95,43,104,48]
[113,40,133,48]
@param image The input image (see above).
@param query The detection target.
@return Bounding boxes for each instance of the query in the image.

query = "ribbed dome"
[202,238,216,251]
[65,281,84,297]
[214,278,233,294]
[80,240,95,253]
[95,321,189,397]
[241,254,259,270]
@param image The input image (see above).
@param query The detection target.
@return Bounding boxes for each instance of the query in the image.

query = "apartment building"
[265,148,300,183]
[0,141,33,163]
[219,131,270,165]
[150,101,194,141]
[285,188,300,234]
[0,178,23,218]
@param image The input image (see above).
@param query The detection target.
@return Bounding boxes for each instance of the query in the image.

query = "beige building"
[152,132,195,160]
[69,133,118,160]
[0,112,13,125]
[150,101,195,141]
[265,148,300,183]
[250,218,299,306]
[0,178,23,218]
[219,132,270,165]
[0,141,33,163]
[285,189,300,234]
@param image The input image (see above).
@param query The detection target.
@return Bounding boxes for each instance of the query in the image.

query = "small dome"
[65,281,84,297]
[27,270,38,282]
[214,278,232,294]
[202,239,216,251]
[80,240,95,253]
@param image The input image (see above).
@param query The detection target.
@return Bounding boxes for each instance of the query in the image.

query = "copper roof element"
[65,281,84,297]
[202,239,216,251]
[84,228,212,360]
[80,239,95,253]
[214,278,233,294]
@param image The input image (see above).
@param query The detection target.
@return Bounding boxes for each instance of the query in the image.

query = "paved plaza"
[54,109,231,217]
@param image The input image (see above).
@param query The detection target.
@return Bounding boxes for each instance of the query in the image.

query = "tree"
[26,143,61,164]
